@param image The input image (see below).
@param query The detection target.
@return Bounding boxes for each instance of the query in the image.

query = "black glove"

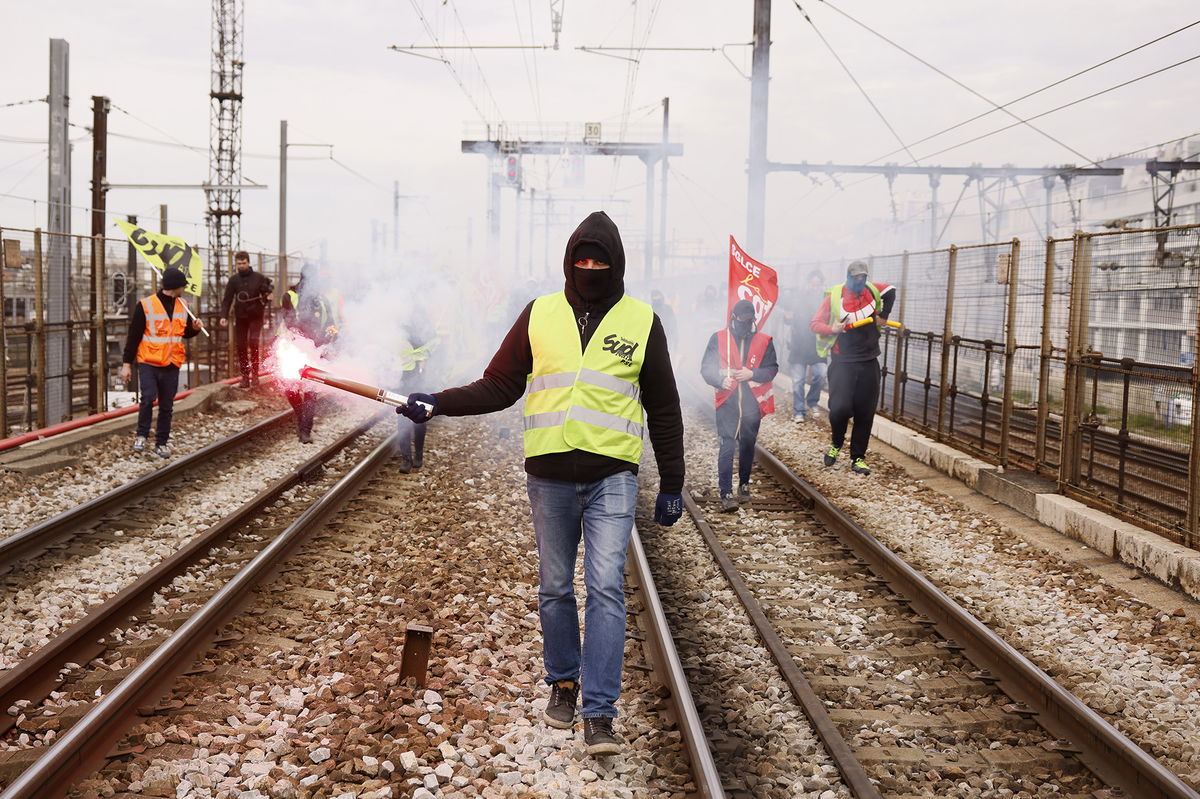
[397,391,437,422]
[653,492,683,526]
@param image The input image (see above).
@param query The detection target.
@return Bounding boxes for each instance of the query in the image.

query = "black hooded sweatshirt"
[432,211,685,493]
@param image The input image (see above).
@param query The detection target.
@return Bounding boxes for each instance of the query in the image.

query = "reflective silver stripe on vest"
[524,410,569,430]
[527,372,576,394]
[143,301,183,343]
[578,368,641,402]
[569,405,644,438]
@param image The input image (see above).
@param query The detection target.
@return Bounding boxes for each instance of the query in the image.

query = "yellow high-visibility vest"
[524,292,653,464]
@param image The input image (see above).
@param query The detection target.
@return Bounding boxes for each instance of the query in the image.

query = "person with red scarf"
[809,260,896,475]
[701,299,779,511]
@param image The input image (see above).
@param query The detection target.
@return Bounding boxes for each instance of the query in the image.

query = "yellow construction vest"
[524,292,653,463]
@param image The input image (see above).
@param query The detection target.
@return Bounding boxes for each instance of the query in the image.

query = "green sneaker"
[823,445,840,467]
[851,457,871,475]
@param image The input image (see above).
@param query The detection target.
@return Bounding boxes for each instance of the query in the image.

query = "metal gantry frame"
[207,0,245,293]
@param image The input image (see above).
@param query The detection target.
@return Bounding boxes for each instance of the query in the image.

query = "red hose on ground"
[0,376,244,454]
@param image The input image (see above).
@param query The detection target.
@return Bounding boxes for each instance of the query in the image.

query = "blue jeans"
[527,471,638,719]
[136,363,180,446]
[791,361,827,417]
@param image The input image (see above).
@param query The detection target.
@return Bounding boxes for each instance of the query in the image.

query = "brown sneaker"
[584,717,621,756]
[544,680,577,729]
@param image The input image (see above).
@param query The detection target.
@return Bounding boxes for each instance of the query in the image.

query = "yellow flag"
[113,218,204,296]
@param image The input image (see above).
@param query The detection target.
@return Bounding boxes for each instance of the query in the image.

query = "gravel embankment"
[0,398,376,672]
[760,411,1200,788]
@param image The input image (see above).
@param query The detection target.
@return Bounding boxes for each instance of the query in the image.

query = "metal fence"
[817,224,1200,547]
[1,225,293,437]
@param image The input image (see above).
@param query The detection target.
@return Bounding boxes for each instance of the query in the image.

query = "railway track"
[0,412,721,798]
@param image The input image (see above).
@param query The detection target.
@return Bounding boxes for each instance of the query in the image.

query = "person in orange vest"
[700,299,778,511]
[119,267,203,458]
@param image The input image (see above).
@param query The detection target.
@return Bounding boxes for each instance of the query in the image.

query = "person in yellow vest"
[700,299,779,511]
[809,260,897,475]
[119,267,202,457]
[396,211,685,757]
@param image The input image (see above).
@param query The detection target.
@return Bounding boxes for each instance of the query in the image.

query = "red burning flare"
[273,337,312,381]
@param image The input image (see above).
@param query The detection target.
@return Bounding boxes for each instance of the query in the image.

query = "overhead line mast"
[207,0,245,291]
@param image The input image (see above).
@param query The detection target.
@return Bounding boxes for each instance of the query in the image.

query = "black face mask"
[731,317,754,338]
[846,275,868,293]
[573,267,612,303]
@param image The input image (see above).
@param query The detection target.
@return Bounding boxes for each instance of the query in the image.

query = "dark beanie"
[161,268,187,290]
[572,242,611,265]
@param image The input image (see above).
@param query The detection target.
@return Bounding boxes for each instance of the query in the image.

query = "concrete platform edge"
[872,415,1200,602]
[0,383,235,474]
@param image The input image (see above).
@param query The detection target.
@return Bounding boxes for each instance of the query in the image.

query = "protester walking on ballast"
[279,265,339,444]
[219,250,274,388]
[700,299,779,511]
[397,211,685,757]
[120,267,203,458]
[810,260,896,476]
[784,269,828,422]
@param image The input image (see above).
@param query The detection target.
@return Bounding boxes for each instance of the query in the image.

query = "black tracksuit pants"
[715,399,760,495]
[827,358,880,460]
[234,313,264,381]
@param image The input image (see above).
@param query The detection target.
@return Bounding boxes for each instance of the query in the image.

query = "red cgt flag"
[727,235,779,329]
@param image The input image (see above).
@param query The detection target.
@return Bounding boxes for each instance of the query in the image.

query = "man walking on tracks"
[219,250,274,388]
[700,299,779,511]
[396,211,685,757]
[810,260,896,476]
[120,267,203,458]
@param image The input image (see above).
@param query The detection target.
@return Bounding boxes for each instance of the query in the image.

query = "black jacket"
[122,291,202,364]
[220,268,273,319]
[433,212,686,493]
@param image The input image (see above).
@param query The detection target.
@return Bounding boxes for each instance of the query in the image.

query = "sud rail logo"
[601,334,639,367]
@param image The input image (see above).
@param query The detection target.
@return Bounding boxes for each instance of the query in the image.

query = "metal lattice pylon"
[207,0,244,292]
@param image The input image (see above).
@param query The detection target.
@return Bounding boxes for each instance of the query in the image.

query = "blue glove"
[653,492,683,526]
[397,392,437,422]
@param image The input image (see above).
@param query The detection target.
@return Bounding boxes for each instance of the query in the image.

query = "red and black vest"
[714,330,775,416]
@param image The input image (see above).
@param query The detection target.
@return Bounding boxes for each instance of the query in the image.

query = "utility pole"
[46,38,71,425]
[644,154,655,279]
[393,180,400,253]
[279,119,287,287]
[746,0,771,255]
[89,95,109,412]
[659,97,669,275]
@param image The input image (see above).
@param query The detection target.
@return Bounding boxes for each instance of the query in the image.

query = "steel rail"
[753,443,1200,799]
[0,409,292,570]
[626,525,725,799]
[0,433,397,799]
[0,413,383,737]
[680,490,884,799]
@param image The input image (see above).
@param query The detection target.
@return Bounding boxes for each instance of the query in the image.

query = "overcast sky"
[5,1,1199,283]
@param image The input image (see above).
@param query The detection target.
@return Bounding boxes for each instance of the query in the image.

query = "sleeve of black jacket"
[700,332,723,390]
[123,301,147,364]
[220,275,236,318]
[434,304,685,494]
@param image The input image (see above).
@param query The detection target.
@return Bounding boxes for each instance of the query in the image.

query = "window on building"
[1146,329,1182,364]
[1122,294,1141,322]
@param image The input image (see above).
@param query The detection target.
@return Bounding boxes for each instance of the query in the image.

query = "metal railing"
[1,225,293,437]
[795,224,1200,547]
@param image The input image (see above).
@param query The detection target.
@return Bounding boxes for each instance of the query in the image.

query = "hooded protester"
[396,211,685,757]
[278,263,339,444]
[809,260,896,475]
[701,298,779,511]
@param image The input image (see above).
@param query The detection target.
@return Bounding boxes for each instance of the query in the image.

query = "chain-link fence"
[838,224,1200,546]
[1,224,291,437]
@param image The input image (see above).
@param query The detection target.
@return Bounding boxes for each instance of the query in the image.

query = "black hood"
[562,211,626,307]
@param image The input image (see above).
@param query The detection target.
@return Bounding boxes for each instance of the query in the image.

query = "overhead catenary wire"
[793,2,921,166]
[816,0,1101,168]
[860,16,1200,168]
